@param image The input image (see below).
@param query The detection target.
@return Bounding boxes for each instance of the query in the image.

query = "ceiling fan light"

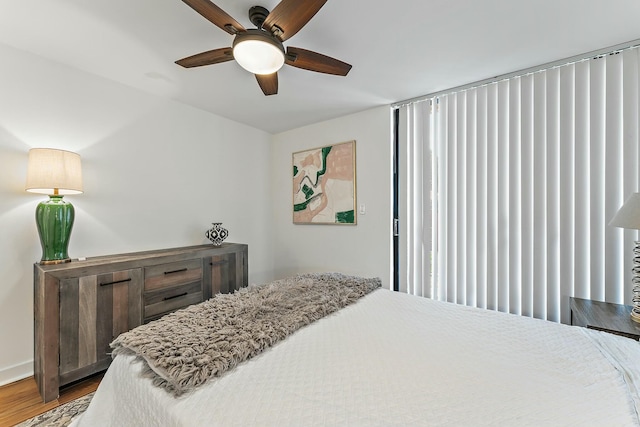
[233,30,285,75]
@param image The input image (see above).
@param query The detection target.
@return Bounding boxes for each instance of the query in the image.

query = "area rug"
[16,392,94,427]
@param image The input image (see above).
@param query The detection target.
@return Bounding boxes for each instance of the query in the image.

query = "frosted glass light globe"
[233,30,285,75]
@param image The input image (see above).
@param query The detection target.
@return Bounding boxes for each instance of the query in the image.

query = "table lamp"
[609,192,640,322]
[25,148,83,264]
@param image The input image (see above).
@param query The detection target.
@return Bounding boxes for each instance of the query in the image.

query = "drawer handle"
[100,278,132,287]
[164,268,188,275]
[163,292,188,301]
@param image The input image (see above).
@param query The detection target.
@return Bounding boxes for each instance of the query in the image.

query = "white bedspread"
[73,289,640,426]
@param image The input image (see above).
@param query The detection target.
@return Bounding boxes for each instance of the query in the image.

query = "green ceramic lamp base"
[36,195,75,264]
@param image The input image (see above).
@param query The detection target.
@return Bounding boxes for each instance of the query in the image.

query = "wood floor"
[0,373,102,426]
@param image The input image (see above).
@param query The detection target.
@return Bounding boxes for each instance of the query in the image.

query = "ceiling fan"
[175,0,352,96]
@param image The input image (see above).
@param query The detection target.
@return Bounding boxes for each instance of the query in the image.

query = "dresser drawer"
[144,281,203,320]
[144,258,203,291]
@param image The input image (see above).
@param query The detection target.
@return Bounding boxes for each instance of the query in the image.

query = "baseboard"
[0,360,33,387]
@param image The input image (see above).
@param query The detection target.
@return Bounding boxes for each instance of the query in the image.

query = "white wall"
[0,43,275,385]
[0,42,396,387]
[271,107,393,289]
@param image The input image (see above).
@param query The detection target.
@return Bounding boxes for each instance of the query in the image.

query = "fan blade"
[176,48,234,68]
[285,47,352,76]
[182,0,245,34]
[263,0,326,41]
[256,73,278,96]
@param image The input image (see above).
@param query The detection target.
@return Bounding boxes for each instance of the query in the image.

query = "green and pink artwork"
[293,140,356,225]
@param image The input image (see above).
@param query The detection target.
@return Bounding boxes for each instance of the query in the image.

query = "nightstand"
[570,297,640,340]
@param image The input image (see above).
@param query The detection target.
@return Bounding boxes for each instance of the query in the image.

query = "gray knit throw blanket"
[111,272,381,396]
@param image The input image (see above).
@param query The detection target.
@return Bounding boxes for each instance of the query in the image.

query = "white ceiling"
[1,0,640,134]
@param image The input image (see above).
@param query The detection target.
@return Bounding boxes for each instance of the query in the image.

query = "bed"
[72,273,640,426]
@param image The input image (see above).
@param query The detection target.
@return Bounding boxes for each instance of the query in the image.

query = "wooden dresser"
[34,243,248,402]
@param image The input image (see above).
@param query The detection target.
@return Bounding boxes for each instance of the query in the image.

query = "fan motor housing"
[249,6,270,28]
[232,29,284,53]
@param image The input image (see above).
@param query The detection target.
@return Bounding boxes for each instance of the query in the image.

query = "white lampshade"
[609,193,640,229]
[25,148,83,195]
[232,30,285,75]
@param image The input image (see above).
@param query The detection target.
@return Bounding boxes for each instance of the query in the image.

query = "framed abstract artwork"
[293,140,356,225]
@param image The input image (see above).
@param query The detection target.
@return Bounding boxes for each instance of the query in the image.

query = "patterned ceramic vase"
[205,223,228,246]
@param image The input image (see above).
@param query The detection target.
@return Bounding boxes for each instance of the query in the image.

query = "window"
[397,46,640,323]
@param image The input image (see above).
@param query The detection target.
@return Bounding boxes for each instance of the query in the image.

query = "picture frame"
[292,140,356,225]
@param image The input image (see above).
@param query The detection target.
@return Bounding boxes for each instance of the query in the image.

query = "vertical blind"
[398,47,640,324]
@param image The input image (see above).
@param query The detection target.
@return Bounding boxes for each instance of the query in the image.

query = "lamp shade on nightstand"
[609,192,640,323]
[26,148,83,264]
